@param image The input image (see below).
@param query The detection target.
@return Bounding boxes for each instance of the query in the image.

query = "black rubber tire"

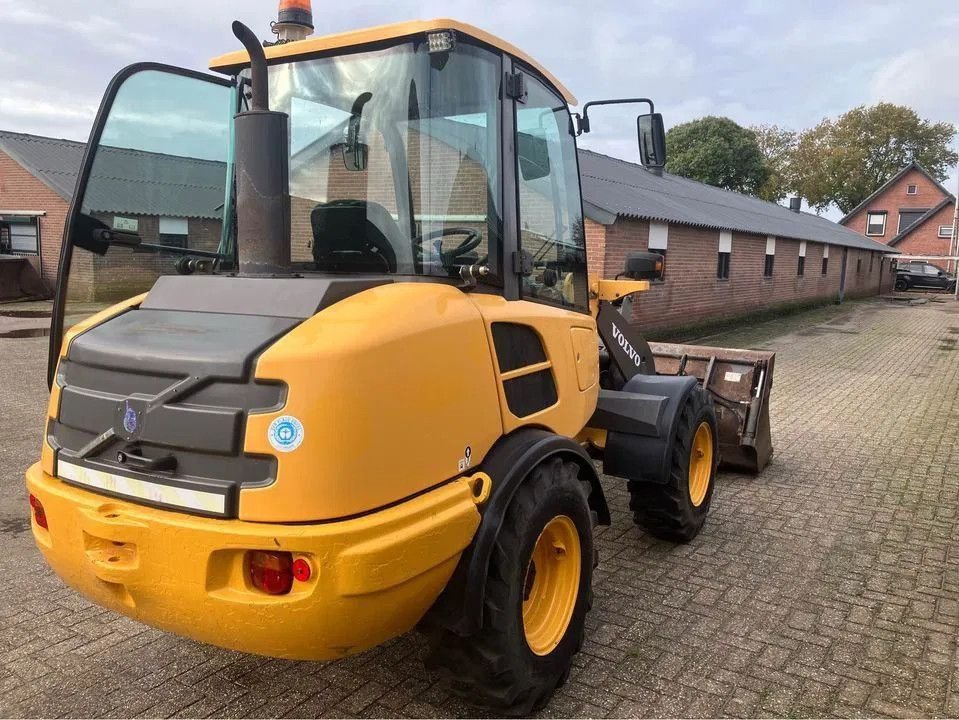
[895,278,908,291]
[627,385,718,542]
[423,457,595,716]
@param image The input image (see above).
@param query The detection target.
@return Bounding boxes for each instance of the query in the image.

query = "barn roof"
[0,131,225,219]
[578,149,893,252]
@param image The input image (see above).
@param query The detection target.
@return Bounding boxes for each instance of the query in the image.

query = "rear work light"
[248,550,294,595]
[29,494,48,529]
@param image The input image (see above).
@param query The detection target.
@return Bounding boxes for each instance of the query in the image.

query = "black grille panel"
[50,308,295,516]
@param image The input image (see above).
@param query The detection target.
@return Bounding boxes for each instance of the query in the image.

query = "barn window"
[763,236,775,277]
[0,215,40,255]
[939,225,955,238]
[159,217,190,248]
[906,184,917,195]
[717,230,731,280]
[798,241,806,277]
[822,245,829,275]
[647,221,668,280]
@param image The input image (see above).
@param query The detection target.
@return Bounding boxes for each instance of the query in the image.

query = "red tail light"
[29,494,48,529]
[248,550,293,595]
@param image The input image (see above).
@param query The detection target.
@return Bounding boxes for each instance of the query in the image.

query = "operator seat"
[311,199,403,273]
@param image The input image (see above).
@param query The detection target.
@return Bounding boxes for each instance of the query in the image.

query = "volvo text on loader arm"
[27,5,774,715]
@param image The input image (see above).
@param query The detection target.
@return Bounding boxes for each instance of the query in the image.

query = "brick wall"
[894,203,956,269]
[843,168,950,241]
[66,213,222,302]
[0,149,69,290]
[591,216,886,333]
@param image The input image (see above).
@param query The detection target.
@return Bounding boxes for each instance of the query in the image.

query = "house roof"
[0,131,226,219]
[838,161,954,225]
[578,150,893,253]
[888,197,956,246]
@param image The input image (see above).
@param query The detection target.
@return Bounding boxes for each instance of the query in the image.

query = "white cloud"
[869,40,959,123]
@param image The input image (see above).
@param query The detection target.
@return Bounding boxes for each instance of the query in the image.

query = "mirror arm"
[578,97,655,135]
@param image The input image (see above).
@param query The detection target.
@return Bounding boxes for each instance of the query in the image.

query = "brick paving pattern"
[1,297,958,718]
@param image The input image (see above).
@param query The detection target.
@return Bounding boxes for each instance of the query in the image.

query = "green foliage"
[751,124,797,202]
[664,116,770,195]
[791,103,957,214]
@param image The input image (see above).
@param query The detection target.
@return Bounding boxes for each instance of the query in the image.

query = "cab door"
[47,64,236,387]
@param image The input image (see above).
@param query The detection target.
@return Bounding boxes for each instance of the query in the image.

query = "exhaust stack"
[274,0,314,42]
[231,21,291,276]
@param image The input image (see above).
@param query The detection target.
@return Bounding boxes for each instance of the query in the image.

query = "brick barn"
[579,150,895,333]
[839,161,957,269]
[0,131,224,301]
[2,129,894,331]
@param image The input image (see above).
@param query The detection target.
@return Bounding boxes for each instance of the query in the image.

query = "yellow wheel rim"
[688,422,714,507]
[522,515,581,656]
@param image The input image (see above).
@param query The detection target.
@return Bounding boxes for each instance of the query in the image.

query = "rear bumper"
[26,463,480,660]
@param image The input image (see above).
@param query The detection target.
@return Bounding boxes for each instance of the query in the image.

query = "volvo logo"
[122,401,139,435]
[611,322,644,368]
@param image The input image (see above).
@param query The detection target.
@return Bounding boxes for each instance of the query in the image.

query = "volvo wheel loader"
[27,5,774,714]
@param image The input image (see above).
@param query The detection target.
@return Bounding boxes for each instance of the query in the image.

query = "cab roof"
[208,18,576,105]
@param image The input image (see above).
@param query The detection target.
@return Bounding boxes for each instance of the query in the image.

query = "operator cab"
[48,18,665,385]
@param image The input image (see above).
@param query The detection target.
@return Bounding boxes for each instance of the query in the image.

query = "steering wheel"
[415,227,482,266]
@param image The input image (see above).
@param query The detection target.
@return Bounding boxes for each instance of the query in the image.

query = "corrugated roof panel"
[0,131,224,219]
[578,150,893,253]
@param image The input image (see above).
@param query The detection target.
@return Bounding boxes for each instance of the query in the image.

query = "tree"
[791,103,957,214]
[665,116,770,196]
[751,124,797,202]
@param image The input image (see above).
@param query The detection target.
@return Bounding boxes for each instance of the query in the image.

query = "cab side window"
[515,73,587,311]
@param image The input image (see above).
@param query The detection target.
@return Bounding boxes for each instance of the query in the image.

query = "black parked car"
[895,261,957,292]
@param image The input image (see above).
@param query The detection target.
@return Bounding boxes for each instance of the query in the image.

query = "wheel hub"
[688,421,713,507]
[522,515,581,656]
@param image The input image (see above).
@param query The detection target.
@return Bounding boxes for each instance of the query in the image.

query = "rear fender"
[599,374,699,483]
[423,427,608,636]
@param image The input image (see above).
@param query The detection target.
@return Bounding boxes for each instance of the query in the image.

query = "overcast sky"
[1,0,957,215]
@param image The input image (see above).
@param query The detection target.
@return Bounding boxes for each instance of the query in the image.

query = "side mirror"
[518,130,551,181]
[637,113,666,168]
[343,106,370,171]
[342,142,369,172]
[622,251,664,280]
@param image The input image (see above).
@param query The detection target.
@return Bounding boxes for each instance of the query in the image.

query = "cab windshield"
[272,40,502,277]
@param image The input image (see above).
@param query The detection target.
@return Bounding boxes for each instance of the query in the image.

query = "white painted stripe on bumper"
[58,461,226,515]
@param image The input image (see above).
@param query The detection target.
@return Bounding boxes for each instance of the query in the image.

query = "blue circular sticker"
[268,415,304,452]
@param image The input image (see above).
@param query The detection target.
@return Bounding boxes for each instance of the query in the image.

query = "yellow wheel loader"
[27,6,774,714]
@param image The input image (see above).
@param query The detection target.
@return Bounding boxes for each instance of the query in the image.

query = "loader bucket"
[647,342,775,474]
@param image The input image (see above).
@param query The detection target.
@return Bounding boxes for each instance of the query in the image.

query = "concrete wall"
[587,216,891,333]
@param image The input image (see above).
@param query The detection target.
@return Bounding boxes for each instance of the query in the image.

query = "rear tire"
[424,457,594,716]
[627,385,718,542]
[895,278,908,291]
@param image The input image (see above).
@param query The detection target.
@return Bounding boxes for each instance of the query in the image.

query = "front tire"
[424,457,594,716]
[895,278,908,291]
[627,385,718,542]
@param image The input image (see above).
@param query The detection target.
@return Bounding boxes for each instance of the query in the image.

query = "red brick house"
[839,162,957,269]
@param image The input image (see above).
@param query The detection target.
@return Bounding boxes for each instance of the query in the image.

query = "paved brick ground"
[2,297,959,718]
